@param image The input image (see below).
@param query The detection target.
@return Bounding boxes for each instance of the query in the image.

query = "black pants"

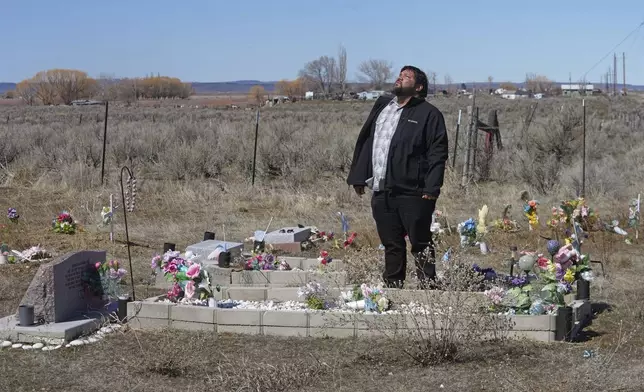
[371,192,436,288]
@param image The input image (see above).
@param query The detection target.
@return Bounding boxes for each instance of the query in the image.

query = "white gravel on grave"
[0,323,124,352]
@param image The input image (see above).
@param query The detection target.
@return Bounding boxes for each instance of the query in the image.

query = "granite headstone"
[18,250,107,323]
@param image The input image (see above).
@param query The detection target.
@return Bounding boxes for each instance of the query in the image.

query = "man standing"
[347,65,449,288]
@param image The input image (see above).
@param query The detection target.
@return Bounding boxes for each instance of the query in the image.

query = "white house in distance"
[561,84,594,96]
[357,90,386,100]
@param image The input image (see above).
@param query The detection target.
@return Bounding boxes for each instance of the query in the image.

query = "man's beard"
[393,85,416,97]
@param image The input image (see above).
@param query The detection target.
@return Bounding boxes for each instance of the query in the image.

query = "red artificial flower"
[320,250,329,258]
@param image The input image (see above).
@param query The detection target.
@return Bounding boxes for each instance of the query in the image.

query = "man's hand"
[422,194,436,200]
[354,186,365,196]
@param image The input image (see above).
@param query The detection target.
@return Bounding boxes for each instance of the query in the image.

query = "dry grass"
[1,96,644,391]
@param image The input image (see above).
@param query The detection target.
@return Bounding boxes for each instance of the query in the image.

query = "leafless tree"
[487,76,494,92]
[357,59,394,90]
[525,73,555,94]
[336,45,347,98]
[299,56,337,95]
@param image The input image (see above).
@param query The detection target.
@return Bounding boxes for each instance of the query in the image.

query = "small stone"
[1,341,11,348]
[32,343,44,349]
[52,345,62,350]
[69,340,84,346]
[65,344,71,348]
[42,346,51,351]
[111,324,122,330]
[100,327,113,334]
[11,343,22,349]
[88,337,98,343]
[81,339,90,345]
[22,345,33,350]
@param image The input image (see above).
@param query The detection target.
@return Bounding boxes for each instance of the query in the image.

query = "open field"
[1,95,644,391]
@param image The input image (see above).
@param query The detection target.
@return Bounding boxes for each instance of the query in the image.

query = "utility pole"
[623,52,626,95]
[613,53,618,95]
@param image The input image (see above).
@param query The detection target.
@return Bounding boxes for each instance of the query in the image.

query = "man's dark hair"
[401,65,428,98]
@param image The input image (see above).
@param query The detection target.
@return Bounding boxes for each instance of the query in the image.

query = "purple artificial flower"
[7,208,18,222]
[509,276,528,287]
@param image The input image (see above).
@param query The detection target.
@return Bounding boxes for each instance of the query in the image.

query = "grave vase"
[576,278,590,301]
[555,305,573,342]
[118,296,131,322]
[105,298,119,314]
[0,254,7,264]
[18,304,35,326]
[218,252,231,268]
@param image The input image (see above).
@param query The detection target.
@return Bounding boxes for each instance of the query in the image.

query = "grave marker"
[17,250,107,323]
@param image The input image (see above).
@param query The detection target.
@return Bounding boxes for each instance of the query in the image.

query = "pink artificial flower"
[95,262,101,269]
[186,263,201,278]
[164,262,178,274]
[184,281,195,299]
[167,283,182,300]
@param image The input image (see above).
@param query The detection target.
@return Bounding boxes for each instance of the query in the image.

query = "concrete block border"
[126,297,574,343]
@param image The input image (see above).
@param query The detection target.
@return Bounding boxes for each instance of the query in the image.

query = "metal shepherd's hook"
[119,166,137,301]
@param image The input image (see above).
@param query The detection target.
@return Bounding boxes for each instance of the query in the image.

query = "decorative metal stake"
[120,166,136,301]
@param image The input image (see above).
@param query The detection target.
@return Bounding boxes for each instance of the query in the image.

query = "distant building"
[305,91,315,100]
[561,84,594,96]
[357,90,385,100]
[501,90,529,100]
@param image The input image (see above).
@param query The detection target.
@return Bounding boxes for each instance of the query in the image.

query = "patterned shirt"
[369,98,403,191]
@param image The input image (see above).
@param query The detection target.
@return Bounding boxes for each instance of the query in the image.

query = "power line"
[579,20,644,81]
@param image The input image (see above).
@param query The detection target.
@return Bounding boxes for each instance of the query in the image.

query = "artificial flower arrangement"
[7,208,19,223]
[317,250,332,268]
[523,200,539,231]
[244,252,291,271]
[100,206,113,227]
[482,238,593,315]
[492,205,520,232]
[360,284,390,313]
[297,281,329,310]
[0,243,16,264]
[457,218,477,247]
[52,211,77,234]
[308,227,334,243]
[151,250,213,302]
[548,197,600,233]
[335,231,358,249]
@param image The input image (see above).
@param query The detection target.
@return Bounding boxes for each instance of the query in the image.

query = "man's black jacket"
[346,95,449,198]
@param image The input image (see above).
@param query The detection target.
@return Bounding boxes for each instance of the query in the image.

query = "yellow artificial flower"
[564,269,575,283]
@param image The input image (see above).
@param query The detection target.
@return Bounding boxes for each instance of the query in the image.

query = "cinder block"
[309,327,355,338]
[128,316,170,330]
[225,287,267,301]
[170,305,216,324]
[309,271,347,287]
[217,309,262,326]
[217,325,261,335]
[127,301,170,319]
[203,265,233,286]
[510,315,555,331]
[507,330,555,343]
[170,320,216,332]
[301,259,344,271]
[280,257,305,269]
[262,310,308,327]
[572,300,592,326]
[309,312,354,329]
[269,270,308,285]
[263,326,308,337]
[354,313,406,330]
[232,271,271,285]
[267,287,301,302]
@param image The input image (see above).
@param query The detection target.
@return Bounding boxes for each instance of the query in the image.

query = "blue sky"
[3,0,644,84]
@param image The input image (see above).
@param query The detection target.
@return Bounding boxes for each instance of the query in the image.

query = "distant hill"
[0,83,15,94]
[2,80,644,95]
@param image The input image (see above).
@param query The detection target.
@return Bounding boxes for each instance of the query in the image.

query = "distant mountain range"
[2,80,644,95]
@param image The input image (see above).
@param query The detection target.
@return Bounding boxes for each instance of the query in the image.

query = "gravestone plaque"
[264,227,311,244]
[186,240,244,260]
[18,250,107,323]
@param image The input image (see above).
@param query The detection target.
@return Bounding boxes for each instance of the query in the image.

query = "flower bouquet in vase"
[298,281,329,310]
[94,260,127,312]
[151,250,213,302]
